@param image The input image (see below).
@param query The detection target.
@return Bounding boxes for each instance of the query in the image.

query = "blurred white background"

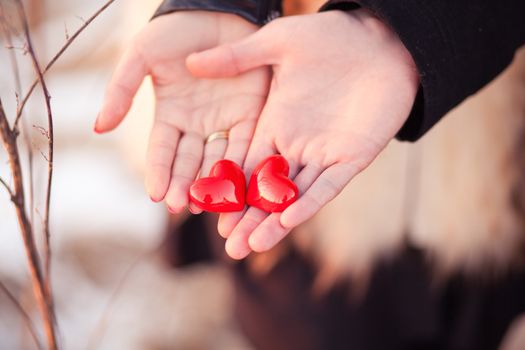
[0,1,250,349]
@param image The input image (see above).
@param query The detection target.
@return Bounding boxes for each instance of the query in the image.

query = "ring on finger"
[205,130,229,144]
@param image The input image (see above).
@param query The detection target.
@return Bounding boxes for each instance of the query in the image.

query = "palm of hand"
[187,11,419,259]
[220,61,393,260]
[97,12,270,211]
[149,14,267,137]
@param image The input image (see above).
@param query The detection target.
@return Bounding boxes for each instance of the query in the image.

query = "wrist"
[344,8,419,105]
[350,9,418,76]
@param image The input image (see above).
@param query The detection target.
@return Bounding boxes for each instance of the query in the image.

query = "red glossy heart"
[246,155,298,212]
[189,160,245,212]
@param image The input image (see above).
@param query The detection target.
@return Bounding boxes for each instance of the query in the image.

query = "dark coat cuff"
[154,0,282,25]
[320,0,525,141]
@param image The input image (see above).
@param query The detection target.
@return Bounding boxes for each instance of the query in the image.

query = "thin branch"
[15,0,56,330]
[74,15,87,25]
[0,98,55,349]
[26,136,35,225]
[0,281,44,350]
[33,124,50,139]
[0,5,23,95]
[0,176,14,198]
[0,0,36,236]
[4,44,28,54]
[37,148,49,162]
[64,22,70,41]
[14,0,117,128]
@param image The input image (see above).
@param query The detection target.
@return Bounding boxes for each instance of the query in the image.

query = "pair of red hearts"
[189,155,298,213]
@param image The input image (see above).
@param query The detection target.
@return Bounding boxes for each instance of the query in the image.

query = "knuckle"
[243,211,265,228]
[113,81,134,99]
[170,174,194,187]
[228,137,250,148]
[175,151,200,164]
[204,152,224,160]
[317,176,341,199]
[149,140,174,152]
[303,192,324,210]
[148,161,171,170]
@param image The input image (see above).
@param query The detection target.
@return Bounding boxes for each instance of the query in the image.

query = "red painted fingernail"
[93,114,102,134]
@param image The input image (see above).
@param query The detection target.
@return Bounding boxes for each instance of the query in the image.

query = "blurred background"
[1,0,525,349]
[0,0,253,349]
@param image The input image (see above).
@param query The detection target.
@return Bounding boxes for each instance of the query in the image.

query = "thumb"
[186,29,277,79]
[95,45,147,133]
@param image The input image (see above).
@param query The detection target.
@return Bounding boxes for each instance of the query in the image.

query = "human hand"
[187,10,419,259]
[96,11,270,213]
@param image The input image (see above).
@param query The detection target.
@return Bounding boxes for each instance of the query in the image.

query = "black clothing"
[154,0,282,25]
[154,0,525,141]
[320,0,525,140]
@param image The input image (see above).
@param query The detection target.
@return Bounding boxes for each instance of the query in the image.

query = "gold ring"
[205,130,229,144]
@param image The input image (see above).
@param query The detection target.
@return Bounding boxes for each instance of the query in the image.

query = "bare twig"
[4,43,28,54]
[33,124,50,139]
[0,99,56,349]
[16,0,55,313]
[64,22,70,41]
[74,15,87,25]
[0,6,22,94]
[0,176,14,198]
[0,281,44,350]
[14,0,117,128]
[37,148,50,162]
[0,3,117,348]
[0,0,36,238]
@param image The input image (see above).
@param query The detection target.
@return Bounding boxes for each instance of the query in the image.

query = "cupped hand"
[187,10,419,259]
[96,11,270,213]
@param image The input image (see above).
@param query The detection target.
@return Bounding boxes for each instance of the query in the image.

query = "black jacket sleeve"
[153,0,282,25]
[320,0,525,141]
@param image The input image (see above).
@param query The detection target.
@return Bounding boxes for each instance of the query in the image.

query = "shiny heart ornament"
[247,155,299,212]
[189,160,245,212]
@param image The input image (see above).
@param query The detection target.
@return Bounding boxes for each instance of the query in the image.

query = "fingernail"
[93,114,102,134]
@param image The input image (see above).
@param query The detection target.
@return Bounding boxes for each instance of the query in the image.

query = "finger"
[216,153,297,239]
[145,120,181,202]
[217,140,275,238]
[239,161,301,252]
[186,29,278,79]
[242,139,276,179]
[223,159,300,256]
[188,137,228,214]
[225,207,268,260]
[248,213,291,253]
[165,132,204,213]
[96,45,147,133]
[218,208,247,239]
[280,163,359,229]
[291,163,324,195]
[223,120,256,166]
